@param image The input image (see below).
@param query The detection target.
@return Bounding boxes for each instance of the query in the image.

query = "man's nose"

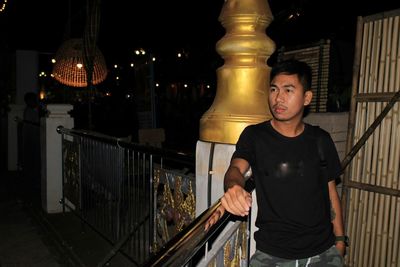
[275,91,284,102]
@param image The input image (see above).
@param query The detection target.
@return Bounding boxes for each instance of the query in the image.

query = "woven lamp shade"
[52,38,108,87]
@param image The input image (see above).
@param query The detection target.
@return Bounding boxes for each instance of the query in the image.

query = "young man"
[211,59,346,266]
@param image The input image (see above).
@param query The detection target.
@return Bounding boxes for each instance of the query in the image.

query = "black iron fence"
[57,126,195,266]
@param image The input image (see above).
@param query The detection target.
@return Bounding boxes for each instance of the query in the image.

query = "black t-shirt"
[232,120,341,259]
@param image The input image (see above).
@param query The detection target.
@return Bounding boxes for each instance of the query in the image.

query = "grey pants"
[249,245,343,267]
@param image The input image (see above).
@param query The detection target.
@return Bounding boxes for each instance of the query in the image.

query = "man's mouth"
[273,105,286,113]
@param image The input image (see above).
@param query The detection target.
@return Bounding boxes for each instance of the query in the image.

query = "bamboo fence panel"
[343,9,400,267]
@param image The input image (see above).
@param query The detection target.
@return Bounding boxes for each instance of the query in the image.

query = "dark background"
[2,0,399,56]
[1,0,399,153]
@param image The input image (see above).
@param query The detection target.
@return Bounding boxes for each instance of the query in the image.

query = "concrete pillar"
[196,140,258,256]
[41,104,74,213]
[195,141,235,214]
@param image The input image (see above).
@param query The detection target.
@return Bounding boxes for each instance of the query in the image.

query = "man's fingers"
[221,191,251,217]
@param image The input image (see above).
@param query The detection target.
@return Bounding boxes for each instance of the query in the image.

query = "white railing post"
[195,141,258,264]
[41,104,74,213]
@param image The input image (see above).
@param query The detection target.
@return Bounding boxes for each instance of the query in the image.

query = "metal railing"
[142,178,255,267]
[57,126,195,266]
[57,126,254,267]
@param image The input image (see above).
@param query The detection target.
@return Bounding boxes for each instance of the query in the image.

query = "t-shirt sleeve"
[321,130,342,182]
[231,126,254,164]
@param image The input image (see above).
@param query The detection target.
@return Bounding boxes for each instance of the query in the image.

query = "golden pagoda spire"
[200,0,275,144]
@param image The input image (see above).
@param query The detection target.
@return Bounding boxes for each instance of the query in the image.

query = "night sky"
[1,0,398,90]
[2,0,399,63]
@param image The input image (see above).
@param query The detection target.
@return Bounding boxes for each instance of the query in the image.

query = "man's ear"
[304,90,313,106]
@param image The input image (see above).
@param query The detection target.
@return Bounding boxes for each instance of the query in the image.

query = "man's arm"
[221,158,252,217]
[328,180,346,256]
[205,158,251,230]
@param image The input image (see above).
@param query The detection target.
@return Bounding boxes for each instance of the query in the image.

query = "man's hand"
[335,242,346,257]
[221,184,252,217]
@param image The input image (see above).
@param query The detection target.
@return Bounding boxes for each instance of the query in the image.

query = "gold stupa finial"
[199,0,275,144]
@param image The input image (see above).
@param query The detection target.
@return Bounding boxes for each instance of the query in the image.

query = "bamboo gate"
[342,9,400,267]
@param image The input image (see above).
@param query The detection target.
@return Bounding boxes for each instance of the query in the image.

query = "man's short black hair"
[270,59,312,91]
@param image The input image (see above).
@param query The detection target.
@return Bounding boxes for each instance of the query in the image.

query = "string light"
[0,0,8,12]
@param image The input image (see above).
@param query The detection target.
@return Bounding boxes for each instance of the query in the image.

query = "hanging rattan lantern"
[52,38,108,87]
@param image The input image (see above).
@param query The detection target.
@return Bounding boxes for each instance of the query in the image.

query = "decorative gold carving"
[240,222,248,260]
[155,170,196,248]
[63,139,80,207]
[224,239,232,266]
[181,181,196,224]
[215,221,249,266]
[153,168,160,191]
[208,259,217,267]
[174,176,185,231]
[151,169,161,253]
[173,177,196,232]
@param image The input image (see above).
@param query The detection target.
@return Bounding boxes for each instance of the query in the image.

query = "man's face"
[268,73,312,122]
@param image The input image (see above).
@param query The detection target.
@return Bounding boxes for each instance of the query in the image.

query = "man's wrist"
[335,235,349,247]
[224,181,244,191]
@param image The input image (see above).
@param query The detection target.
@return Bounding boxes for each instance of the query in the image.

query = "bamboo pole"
[392,197,400,267]
[346,23,368,266]
[392,111,400,266]
[357,19,376,266]
[389,104,400,267]
[387,107,400,267]
[391,16,400,265]
[343,15,365,188]
[378,17,394,267]
[371,17,389,267]
[347,19,372,266]
[365,19,384,267]
[359,104,375,267]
